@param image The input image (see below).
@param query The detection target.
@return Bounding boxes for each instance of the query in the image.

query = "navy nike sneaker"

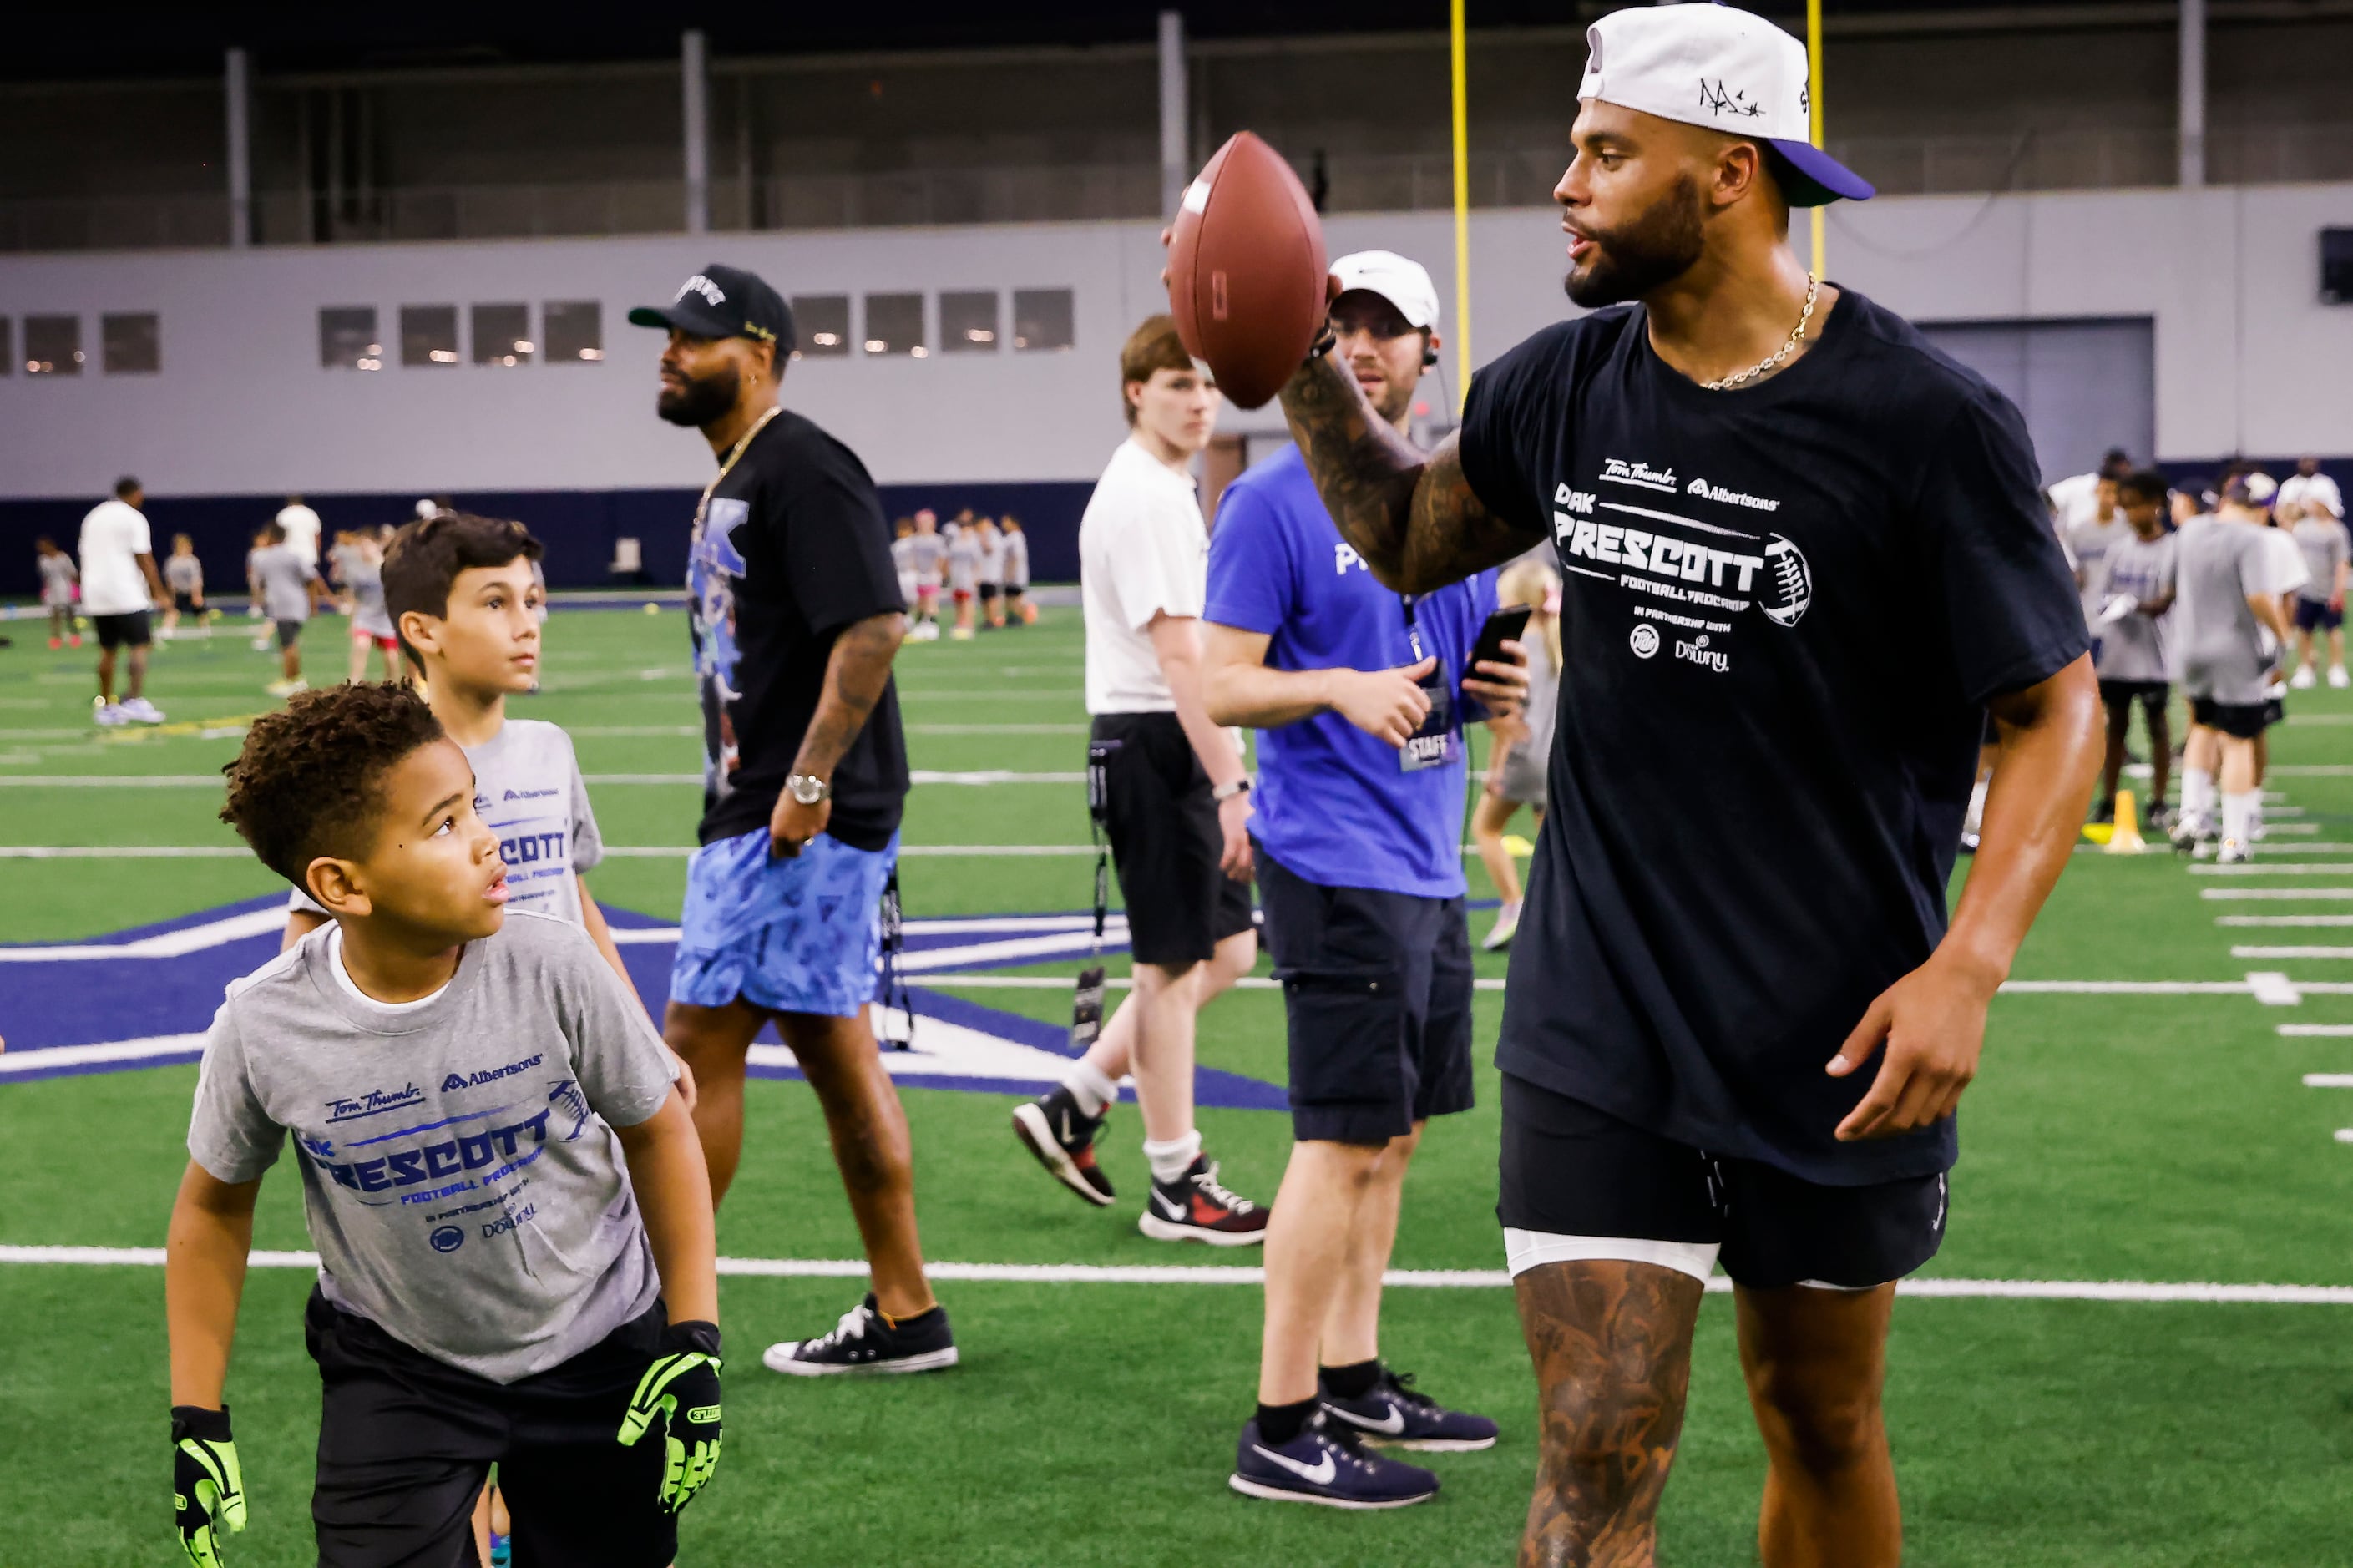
[1230,1411,1440,1510]
[1011,1085,1116,1206]
[1320,1367,1499,1452]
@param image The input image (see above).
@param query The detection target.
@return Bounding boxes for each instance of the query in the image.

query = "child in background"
[893,518,920,611]
[945,515,980,641]
[342,532,400,682]
[2285,492,2350,690]
[245,527,272,650]
[251,523,327,698]
[1470,556,1561,950]
[977,518,1006,630]
[1001,514,1035,625]
[2091,471,2178,828]
[908,510,944,641]
[173,681,720,1568]
[36,537,79,650]
[161,534,205,639]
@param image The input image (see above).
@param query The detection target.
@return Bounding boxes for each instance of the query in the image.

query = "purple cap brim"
[1765,139,1875,206]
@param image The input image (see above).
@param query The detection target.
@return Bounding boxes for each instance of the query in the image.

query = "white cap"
[414,498,438,519]
[1329,250,1440,331]
[1578,3,1872,206]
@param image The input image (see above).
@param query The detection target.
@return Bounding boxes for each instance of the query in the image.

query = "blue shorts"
[669,827,898,1019]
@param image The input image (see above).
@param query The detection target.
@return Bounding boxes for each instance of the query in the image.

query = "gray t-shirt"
[346,555,393,638]
[292,720,604,923]
[2292,518,2349,605]
[252,544,317,623]
[1002,530,1030,588]
[2092,531,2176,684]
[187,910,675,1383]
[38,551,78,606]
[2067,515,2133,630]
[164,554,203,595]
[2173,516,2282,703]
[946,533,979,592]
[908,534,943,578]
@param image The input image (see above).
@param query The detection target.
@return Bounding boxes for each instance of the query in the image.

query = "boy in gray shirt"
[2090,472,2178,826]
[250,522,326,698]
[2286,502,2350,690]
[169,684,722,1566]
[2169,483,2300,862]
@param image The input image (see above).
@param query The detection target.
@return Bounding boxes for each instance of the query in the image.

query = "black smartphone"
[1467,604,1533,675]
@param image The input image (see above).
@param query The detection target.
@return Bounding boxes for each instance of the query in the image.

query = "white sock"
[1143,1130,1202,1186]
[1963,776,1990,836]
[2181,768,2215,830]
[2223,788,2258,847]
[1063,1060,1119,1120]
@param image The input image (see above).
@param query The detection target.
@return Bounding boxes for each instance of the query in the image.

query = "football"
[1758,534,1814,628]
[1165,131,1328,410]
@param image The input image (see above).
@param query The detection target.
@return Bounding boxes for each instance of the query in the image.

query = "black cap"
[628,264,796,357]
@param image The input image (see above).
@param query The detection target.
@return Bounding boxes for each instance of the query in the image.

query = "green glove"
[617,1321,723,1514]
[172,1405,247,1567]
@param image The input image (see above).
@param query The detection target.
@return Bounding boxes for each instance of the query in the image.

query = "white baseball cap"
[1329,250,1440,331]
[1579,3,1873,206]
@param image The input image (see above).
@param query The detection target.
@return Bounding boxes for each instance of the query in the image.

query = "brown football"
[1166,131,1328,411]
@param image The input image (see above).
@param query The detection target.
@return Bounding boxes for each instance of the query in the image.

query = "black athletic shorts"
[2098,678,2168,715]
[306,1287,678,1568]
[275,618,306,650]
[979,583,999,601]
[1255,841,1475,1145]
[2294,597,2343,632]
[1089,711,1252,967]
[172,589,198,614]
[2190,695,2270,741]
[91,609,151,650]
[1496,1075,1948,1290]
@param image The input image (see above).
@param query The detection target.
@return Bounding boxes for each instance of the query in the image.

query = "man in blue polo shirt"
[1203,251,1526,1510]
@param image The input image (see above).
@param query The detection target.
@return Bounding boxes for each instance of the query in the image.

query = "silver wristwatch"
[787,773,832,806]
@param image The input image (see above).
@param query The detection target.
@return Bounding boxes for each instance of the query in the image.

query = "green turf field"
[4,603,2352,1565]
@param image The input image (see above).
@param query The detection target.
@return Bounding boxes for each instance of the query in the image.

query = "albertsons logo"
[442,1055,545,1094]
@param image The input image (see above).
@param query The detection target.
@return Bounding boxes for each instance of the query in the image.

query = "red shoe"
[48,637,62,650]
[68,634,82,648]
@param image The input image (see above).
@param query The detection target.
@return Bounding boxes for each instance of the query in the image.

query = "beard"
[657,362,742,428]
[1563,174,1707,308]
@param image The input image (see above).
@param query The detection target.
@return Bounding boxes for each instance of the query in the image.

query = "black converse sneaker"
[760,1293,959,1377]
[1136,1155,1268,1247]
[1011,1085,1116,1206]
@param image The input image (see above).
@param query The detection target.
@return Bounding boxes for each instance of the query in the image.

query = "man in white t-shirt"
[2047,448,2132,534]
[2280,456,2345,527]
[275,494,323,567]
[78,475,169,726]
[1010,315,1268,1245]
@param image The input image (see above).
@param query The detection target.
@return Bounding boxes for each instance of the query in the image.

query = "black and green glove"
[616,1321,722,1514]
[172,1405,247,1567]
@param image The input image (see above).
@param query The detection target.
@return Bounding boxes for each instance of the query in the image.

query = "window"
[471,303,533,367]
[1012,289,1075,352]
[102,312,160,374]
[0,318,11,377]
[863,293,926,357]
[940,291,1000,353]
[543,301,602,362]
[24,315,82,375]
[321,307,382,370]
[791,295,849,358]
[401,305,460,367]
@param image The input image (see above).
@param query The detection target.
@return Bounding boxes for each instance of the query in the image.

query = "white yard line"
[2219,916,2353,925]
[906,724,1090,736]
[0,771,1089,788]
[2270,763,2353,773]
[2233,947,2353,959]
[2301,1074,2353,1087]
[2192,865,2353,876]
[2201,888,2353,900]
[0,1245,2345,1302]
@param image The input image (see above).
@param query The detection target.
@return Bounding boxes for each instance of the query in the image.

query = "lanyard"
[693,404,781,531]
[1401,594,1426,661]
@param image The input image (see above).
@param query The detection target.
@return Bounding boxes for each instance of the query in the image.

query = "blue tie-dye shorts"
[668,827,898,1019]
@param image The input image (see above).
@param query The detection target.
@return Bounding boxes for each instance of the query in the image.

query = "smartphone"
[1467,604,1534,675]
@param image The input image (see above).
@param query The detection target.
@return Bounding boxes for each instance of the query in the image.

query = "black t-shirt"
[1459,288,2087,1185]
[687,409,908,851]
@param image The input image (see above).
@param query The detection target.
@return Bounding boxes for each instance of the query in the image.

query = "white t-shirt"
[275,503,323,565]
[2255,525,2311,599]
[1080,437,1208,715]
[2280,472,2345,522]
[76,499,154,616]
[2047,471,2105,533]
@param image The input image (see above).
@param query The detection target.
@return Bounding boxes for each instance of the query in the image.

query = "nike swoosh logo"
[1329,1400,1405,1436]
[1252,1444,1336,1485]
[1151,1190,1185,1219]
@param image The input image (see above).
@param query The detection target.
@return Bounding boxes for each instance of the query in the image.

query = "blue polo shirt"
[1205,444,1498,899]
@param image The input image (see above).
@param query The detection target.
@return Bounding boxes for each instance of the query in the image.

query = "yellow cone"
[2105,788,2148,854]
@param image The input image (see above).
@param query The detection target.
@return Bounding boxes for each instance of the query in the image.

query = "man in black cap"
[631,265,956,1378]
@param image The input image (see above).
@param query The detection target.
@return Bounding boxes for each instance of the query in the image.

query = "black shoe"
[1011,1085,1115,1206]
[1320,1367,1499,1452]
[1230,1410,1439,1510]
[760,1293,959,1377]
[1137,1156,1268,1247]
[2091,799,2116,825]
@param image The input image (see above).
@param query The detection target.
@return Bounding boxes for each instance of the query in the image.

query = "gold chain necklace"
[696,404,782,527]
[1701,274,1819,392]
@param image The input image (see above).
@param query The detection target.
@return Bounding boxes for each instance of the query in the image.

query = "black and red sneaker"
[1011,1085,1116,1207]
[1137,1155,1268,1247]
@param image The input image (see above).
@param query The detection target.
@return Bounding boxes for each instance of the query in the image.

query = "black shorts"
[1089,711,1252,967]
[172,589,198,614]
[276,618,306,650]
[2190,695,2270,741]
[306,1287,677,1568]
[1005,584,1027,599]
[2097,678,2168,716]
[91,609,151,650]
[1255,842,1475,1145]
[979,583,1000,601]
[1496,1075,1948,1290]
[2294,597,2343,632]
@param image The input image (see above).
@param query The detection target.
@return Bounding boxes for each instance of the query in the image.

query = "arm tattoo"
[793,610,903,778]
[1278,354,1542,594]
[1512,1261,1706,1567]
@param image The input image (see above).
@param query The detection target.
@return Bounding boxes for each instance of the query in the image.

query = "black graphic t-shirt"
[1459,289,2086,1184]
[687,410,908,851]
